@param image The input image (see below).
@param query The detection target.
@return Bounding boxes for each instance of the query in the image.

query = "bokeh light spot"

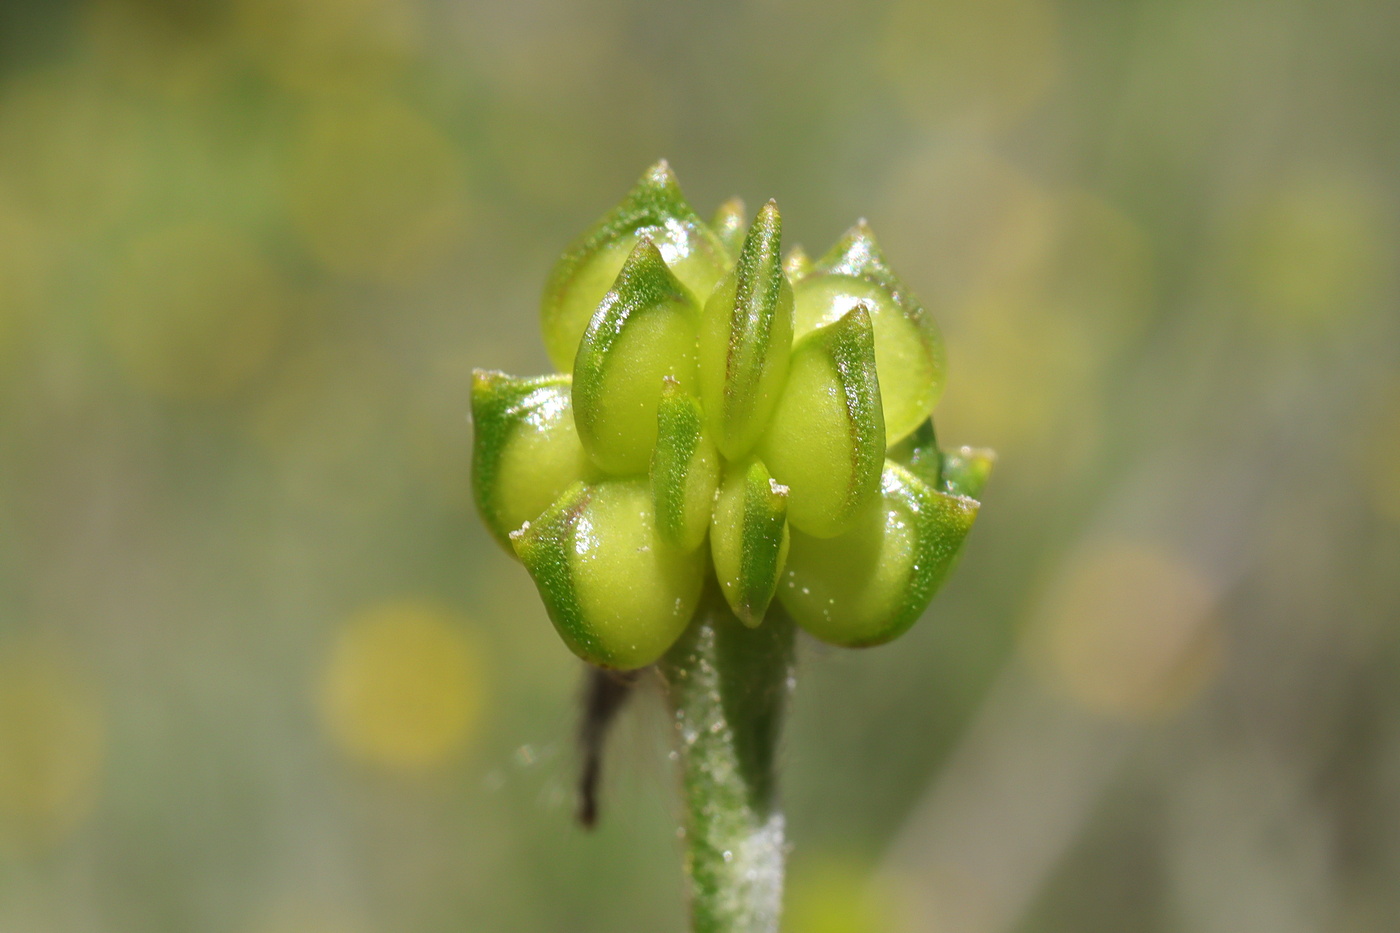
[0,68,142,236]
[1229,175,1392,331]
[1029,541,1223,720]
[100,223,288,400]
[786,855,898,933]
[0,197,49,360]
[937,288,1103,483]
[0,639,105,853]
[319,601,485,772]
[287,100,468,284]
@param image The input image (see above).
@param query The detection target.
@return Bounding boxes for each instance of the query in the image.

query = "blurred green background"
[1,0,1398,930]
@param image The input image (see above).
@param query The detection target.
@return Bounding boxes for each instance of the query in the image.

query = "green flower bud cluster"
[472,162,992,670]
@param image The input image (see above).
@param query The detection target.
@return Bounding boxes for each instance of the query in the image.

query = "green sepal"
[471,369,595,551]
[573,238,701,476]
[511,479,706,670]
[652,378,721,552]
[541,160,728,371]
[794,220,947,443]
[711,197,748,260]
[698,200,795,460]
[940,446,996,499]
[710,458,791,628]
[886,417,942,490]
[759,305,885,538]
[779,462,979,647]
[783,245,812,282]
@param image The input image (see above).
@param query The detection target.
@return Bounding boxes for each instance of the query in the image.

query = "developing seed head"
[472,163,992,667]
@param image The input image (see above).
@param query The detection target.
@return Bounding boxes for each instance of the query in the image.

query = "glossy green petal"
[573,238,701,475]
[711,197,748,260]
[794,221,946,443]
[652,378,721,552]
[940,446,996,499]
[698,201,795,460]
[779,462,979,647]
[710,458,790,627]
[759,305,884,538]
[471,369,594,550]
[511,479,706,670]
[541,161,728,371]
[886,417,943,490]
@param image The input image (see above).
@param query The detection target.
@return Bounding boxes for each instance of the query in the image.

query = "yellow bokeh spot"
[319,601,485,771]
[882,0,1062,133]
[287,100,467,284]
[0,639,105,852]
[1231,175,1392,331]
[786,855,897,933]
[0,67,142,236]
[0,196,50,360]
[886,153,1153,482]
[100,223,288,401]
[1028,541,1223,720]
[936,287,1103,485]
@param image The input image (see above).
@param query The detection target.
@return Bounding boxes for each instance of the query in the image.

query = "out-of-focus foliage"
[0,0,1396,930]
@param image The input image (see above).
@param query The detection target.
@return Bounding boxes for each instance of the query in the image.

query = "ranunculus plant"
[472,161,991,932]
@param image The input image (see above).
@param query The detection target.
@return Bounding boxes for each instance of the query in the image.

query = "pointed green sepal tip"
[710,458,791,627]
[794,220,946,443]
[572,237,700,476]
[699,199,796,461]
[711,196,748,259]
[886,417,942,490]
[940,446,996,500]
[541,161,728,371]
[783,245,812,282]
[759,304,885,538]
[471,369,594,551]
[511,479,706,670]
[652,378,721,552]
[779,462,979,647]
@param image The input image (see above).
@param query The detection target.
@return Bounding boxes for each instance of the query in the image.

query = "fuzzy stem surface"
[661,588,796,933]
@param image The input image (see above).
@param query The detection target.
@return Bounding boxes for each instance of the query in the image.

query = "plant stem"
[661,588,796,933]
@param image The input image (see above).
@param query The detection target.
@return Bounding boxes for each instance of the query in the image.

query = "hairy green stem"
[661,588,796,933]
